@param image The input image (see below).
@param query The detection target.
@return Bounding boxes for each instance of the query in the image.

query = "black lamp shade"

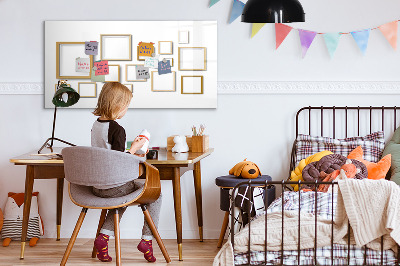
[241,0,305,23]
[52,84,80,107]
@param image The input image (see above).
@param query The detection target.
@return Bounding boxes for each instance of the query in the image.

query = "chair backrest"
[62,146,145,187]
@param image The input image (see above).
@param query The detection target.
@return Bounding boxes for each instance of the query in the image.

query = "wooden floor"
[0,239,221,265]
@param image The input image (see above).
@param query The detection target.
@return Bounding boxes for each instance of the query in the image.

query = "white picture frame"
[151,71,176,92]
[178,47,207,71]
[105,65,120,82]
[159,41,173,55]
[126,64,147,82]
[100,34,132,61]
[78,82,97,98]
[181,76,204,94]
[178,30,189,44]
[56,42,93,79]
[123,84,133,93]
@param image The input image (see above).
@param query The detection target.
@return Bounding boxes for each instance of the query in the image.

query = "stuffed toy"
[317,160,360,193]
[172,135,189,153]
[1,192,44,247]
[0,208,3,232]
[229,159,261,179]
[289,150,333,191]
[348,146,391,180]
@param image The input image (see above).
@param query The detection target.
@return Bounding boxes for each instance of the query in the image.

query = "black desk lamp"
[38,80,80,154]
[241,0,305,23]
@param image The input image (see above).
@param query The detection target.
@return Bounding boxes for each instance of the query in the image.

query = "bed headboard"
[290,106,400,179]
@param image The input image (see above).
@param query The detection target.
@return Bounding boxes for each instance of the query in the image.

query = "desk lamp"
[38,80,80,154]
[241,0,305,23]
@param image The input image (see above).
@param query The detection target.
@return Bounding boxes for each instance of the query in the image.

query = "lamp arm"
[50,106,57,148]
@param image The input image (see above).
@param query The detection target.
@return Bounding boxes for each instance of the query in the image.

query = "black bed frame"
[230,106,400,266]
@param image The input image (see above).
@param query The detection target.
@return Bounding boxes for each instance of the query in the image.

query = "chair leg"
[217,211,230,248]
[114,209,121,266]
[60,208,88,266]
[141,205,171,263]
[91,209,108,258]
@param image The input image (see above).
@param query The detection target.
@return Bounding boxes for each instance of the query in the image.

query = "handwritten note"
[75,57,91,73]
[91,68,105,82]
[85,41,98,55]
[138,42,155,58]
[144,57,159,68]
[158,60,172,75]
[136,65,150,80]
[94,60,109,76]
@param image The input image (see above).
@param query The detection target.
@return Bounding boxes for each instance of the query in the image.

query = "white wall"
[1,0,400,239]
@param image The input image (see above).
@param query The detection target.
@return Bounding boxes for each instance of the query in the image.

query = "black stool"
[215,175,275,248]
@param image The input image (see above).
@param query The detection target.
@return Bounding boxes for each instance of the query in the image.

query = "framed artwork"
[56,42,93,79]
[126,64,147,82]
[105,65,120,82]
[78,82,97,98]
[178,47,207,71]
[123,84,133,93]
[100,34,132,61]
[178,30,189,44]
[54,83,71,92]
[159,41,173,55]
[181,76,204,94]
[151,71,176,92]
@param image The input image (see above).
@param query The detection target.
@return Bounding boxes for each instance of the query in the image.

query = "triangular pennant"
[351,29,370,55]
[378,21,398,50]
[323,33,341,58]
[209,0,220,7]
[251,23,266,38]
[298,29,317,58]
[275,23,293,49]
[229,0,245,24]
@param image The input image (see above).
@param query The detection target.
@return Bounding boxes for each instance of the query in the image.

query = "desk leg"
[56,178,64,241]
[172,167,183,261]
[193,161,203,242]
[20,165,35,259]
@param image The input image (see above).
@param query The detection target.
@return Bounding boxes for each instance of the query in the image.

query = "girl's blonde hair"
[93,82,132,120]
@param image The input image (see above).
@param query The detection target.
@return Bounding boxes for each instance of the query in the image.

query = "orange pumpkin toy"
[229,159,261,179]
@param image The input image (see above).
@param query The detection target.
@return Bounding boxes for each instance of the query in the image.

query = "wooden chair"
[60,146,171,265]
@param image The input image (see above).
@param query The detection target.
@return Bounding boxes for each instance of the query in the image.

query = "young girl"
[91,82,162,263]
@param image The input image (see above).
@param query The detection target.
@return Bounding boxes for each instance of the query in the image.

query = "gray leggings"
[92,180,162,240]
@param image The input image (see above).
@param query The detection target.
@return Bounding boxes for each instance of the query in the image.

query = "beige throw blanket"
[214,179,400,266]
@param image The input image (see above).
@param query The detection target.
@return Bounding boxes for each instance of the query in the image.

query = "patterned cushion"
[295,131,385,166]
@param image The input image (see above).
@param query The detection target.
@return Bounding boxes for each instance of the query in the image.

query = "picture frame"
[163,58,174,67]
[159,41,173,55]
[126,64,147,82]
[78,82,97,98]
[178,30,189,44]
[105,65,120,82]
[100,34,132,61]
[56,42,93,79]
[123,84,133,93]
[151,71,176,92]
[178,47,207,71]
[181,76,204,94]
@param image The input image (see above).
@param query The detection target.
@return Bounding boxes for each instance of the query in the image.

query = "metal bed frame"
[230,106,400,266]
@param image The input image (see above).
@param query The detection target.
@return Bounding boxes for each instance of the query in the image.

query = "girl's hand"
[134,149,149,157]
[129,137,147,154]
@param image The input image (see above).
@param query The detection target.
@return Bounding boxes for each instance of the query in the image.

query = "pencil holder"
[191,135,209,153]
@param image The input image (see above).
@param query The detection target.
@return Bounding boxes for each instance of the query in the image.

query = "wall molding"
[1,81,400,95]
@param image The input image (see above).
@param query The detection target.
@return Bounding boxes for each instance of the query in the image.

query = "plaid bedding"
[234,191,397,265]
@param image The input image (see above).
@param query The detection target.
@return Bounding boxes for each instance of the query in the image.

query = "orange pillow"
[347,146,391,180]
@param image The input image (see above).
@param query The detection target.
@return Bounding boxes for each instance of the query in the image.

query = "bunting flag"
[323,33,341,58]
[351,29,370,55]
[275,23,293,49]
[298,29,317,58]
[209,0,220,7]
[229,0,245,24]
[251,23,266,38]
[378,21,398,50]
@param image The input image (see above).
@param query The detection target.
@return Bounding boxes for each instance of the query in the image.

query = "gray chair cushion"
[69,180,145,208]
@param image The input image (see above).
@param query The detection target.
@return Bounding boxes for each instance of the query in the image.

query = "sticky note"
[144,57,159,68]
[94,60,109,76]
[158,60,172,75]
[75,57,91,73]
[91,68,105,82]
[138,42,155,58]
[136,66,150,79]
[85,41,98,55]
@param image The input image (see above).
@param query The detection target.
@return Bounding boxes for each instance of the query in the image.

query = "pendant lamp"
[38,80,80,154]
[241,0,305,23]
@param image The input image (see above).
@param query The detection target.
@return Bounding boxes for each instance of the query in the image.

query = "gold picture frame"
[105,65,120,82]
[56,42,93,79]
[123,84,133,93]
[78,82,97,98]
[158,41,173,55]
[163,58,174,67]
[125,64,147,82]
[181,76,204,95]
[178,47,207,71]
[151,71,176,92]
[100,34,132,61]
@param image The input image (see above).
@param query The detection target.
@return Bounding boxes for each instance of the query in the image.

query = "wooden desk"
[10,147,213,261]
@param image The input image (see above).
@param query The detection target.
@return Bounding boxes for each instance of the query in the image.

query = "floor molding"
[1,81,400,95]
